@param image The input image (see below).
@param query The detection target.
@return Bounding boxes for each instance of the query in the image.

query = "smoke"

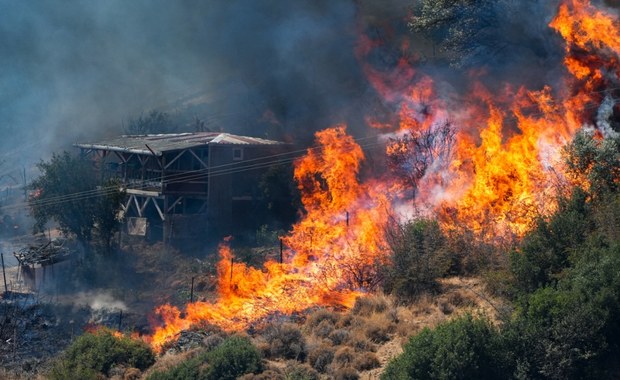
[0,0,376,168]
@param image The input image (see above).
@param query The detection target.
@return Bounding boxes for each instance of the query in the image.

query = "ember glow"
[146,0,619,349]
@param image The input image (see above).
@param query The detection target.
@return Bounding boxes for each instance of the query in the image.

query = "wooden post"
[346,211,349,227]
[190,276,195,303]
[229,257,234,288]
[1,253,7,293]
[118,310,123,331]
[279,239,283,264]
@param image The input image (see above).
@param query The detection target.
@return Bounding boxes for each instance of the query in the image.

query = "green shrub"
[382,314,503,380]
[202,335,263,380]
[148,335,262,380]
[49,329,155,379]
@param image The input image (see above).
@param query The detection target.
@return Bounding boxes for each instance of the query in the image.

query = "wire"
[1,137,383,212]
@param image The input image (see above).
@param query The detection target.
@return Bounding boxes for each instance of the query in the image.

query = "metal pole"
[1,253,7,293]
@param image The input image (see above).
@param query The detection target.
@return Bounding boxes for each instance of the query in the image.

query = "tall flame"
[148,126,390,351]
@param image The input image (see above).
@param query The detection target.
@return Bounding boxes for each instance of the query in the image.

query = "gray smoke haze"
[0,0,591,170]
[0,0,372,167]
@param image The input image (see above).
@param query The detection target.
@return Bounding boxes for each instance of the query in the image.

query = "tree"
[382,218,451,300]
[409,0,554,68]
[387,121,455,201]
[29,151,124,250]
[125,110,174,135]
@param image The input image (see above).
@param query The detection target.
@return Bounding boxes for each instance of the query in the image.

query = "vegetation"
[49,328,155,380]
[383,131,620,379]
[148,335,262,380]
[125,110,175,135]
[383,218,451,300]
[29,151,124,250]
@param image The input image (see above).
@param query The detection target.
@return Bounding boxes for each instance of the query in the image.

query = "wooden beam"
[167,196,183,213]
[164,149,187,170]
[188,149,209,169]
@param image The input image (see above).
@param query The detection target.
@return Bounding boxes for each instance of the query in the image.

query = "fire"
[143,0,620,349]
[148,126,390,351]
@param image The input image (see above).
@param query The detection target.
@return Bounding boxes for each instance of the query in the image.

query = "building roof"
[75,132,283,156]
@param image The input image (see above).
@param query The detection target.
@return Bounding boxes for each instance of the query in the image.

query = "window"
[232,147,244,161]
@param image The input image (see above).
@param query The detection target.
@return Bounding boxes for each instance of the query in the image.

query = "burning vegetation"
[2,0,620,378]
[143,0,620,354]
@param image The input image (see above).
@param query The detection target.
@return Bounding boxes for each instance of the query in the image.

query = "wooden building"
[75,132,286,241]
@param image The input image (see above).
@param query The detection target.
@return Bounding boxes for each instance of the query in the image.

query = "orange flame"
[147,126,390,351]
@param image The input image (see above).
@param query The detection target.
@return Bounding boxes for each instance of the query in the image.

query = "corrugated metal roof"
[75,132,283,156]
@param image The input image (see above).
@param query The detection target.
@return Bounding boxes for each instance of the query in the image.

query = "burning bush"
[49,328,155,380]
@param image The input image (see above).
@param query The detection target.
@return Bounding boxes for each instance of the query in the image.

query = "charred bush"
[329,328,350,345]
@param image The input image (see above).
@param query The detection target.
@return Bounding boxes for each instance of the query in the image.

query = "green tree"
[409,0,551,68]
[29,151,124,250]
[125,110,174,135]
[382,219,451,300]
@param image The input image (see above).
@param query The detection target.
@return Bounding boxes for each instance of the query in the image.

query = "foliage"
[564,130,620,196]
[29,151,124,249]
[383,218,451,300]
[125,110,174,135]
[148,336,262,380]
[381,314,504,380]
[408,0,550,68]
[49,329,155,379]
[201,335,263,380]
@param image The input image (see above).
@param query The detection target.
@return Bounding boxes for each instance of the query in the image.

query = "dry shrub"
[203,334,225,351]
[238,369,285,380]
[351,294,389,317]
[347,332,376,352]
[142,349,199,378]
[364,313,395,343]
[281,361,320,380]
[446,291,476,308]
[333,346,356,369]
[352,352,380,371]
[123,367,142,380]
[314,319,335,339]
[336,314,355,328]
[438,300,454,315]
[308,344,335,373]
[333,367,360,380]
[305,309,340,332]
[328,328,350,345]
[261,323,307,360]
